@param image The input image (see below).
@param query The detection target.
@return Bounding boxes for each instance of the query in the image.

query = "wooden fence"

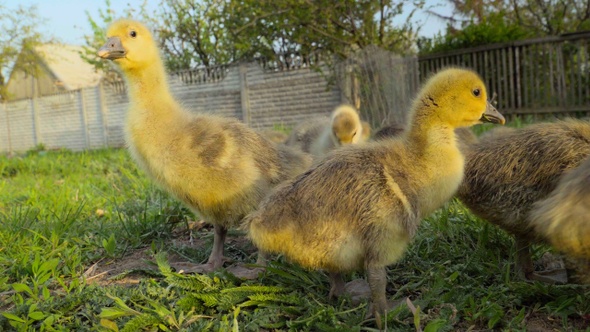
[418,31,590,117]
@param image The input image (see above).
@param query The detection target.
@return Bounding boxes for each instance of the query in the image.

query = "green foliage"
[81,0,116,75]
[85,0,425,72]
[225,0,424,61]
[157,0,231,70]
[26,143,47,155]
[84,0,229,71]
[420,0,590,55]
[102,233,117,257]
[419,12,531,54]
[95,254,301,330]
[471,115,536,137]
[156,252,292,312]
[272,123,292,134]
[499,0,590,35]
[1,148,589,331]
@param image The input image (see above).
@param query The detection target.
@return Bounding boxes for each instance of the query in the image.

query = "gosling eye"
[352,131,357,137]
[472,88,481,97]
[129,30,137,38]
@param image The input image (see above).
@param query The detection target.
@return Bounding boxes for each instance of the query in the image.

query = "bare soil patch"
[85,222,257,286]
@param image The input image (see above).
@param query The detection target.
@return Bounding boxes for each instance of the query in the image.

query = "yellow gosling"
[97,19,311,273]
[531,155,590,259]
[285,104,366,159]
[244,68,504,327]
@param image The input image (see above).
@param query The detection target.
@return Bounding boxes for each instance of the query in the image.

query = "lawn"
[1,140,589,331]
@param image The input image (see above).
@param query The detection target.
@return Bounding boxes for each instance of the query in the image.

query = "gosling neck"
[404,106,456,155]
[123,59,176,111]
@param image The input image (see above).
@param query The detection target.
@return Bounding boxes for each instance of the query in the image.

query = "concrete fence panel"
[0,61,344,154]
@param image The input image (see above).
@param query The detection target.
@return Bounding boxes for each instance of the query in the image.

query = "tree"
[84,0,426,72]
[153,0,426,70]
[157,0,231,71]
[418,11,531,54]
[506,0,590,35]
[224,0,425,61]
[431,0,590,35]
[420,0,590,54]
[0,4,48,99]
[83,0,230,72]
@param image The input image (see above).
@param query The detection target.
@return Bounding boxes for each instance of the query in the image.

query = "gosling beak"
[97,37,126,60]
[480,101,505,125]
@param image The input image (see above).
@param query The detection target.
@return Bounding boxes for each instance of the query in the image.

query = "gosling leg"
[255,250,268,265]
[515,236,534,280]
[227,251,268,280]
[366,266,388,329]
[328,272,346,299]
[516,236,567,284]
[174,224,227,273]
[207,224,228,269]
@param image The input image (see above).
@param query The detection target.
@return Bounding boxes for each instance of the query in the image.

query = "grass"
[1,125,589,331]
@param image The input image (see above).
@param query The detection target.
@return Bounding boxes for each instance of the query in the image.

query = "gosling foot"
[517,251,568,284]
[172,259,227,274]
[344,278,371,305]
[329,277,374,306]
[525,252,568,284]
[527,269,568,284]
[365,298,405,329]
[366,266,393,329]
[226,251,268,280]
[226,264,266,280]
[176,224,229,273]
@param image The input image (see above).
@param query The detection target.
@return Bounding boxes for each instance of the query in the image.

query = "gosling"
[285,104,365,159]
[244,68,504,327]
[457,120,590,283]
[97,19,312,273]
[530,154,590,266]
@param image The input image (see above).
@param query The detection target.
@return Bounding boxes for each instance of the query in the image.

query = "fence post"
[79,89,91,149]
[239,64,252,125]
[352,71,360,110]
[340,63,360,108]
[97,83,109,148]
[340,63,351,104]
[31,97,41,147]
[3,102,12,155]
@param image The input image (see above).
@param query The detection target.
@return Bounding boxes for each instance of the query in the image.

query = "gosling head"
[97,19,160,73]
[413,67,505,128]
[331,105,363,145]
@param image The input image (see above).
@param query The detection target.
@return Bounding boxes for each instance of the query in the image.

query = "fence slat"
[418,32,590,118]
[31,98,40,146]
[79,89,90,149]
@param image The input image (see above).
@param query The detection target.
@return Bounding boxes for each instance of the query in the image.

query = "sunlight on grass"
[1,141,589,331]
